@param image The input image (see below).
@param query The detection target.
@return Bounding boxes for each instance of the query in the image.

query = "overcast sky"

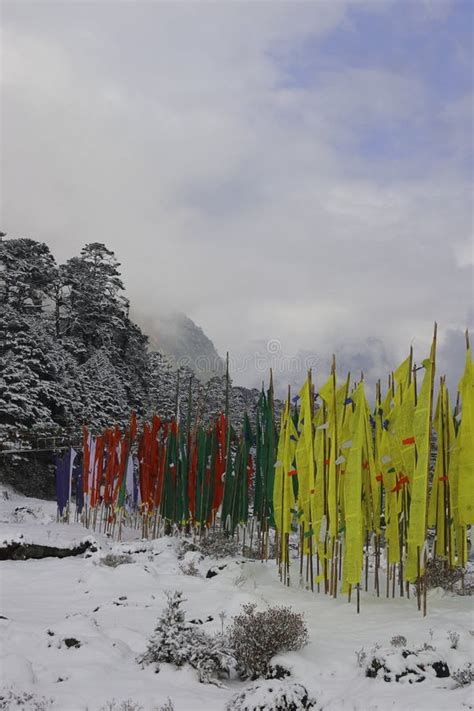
[1,0,473,390]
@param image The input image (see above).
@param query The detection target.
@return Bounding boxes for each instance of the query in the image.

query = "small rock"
[63,638,81,649]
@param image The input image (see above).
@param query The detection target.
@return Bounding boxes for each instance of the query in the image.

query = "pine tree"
[139,590,234,685]
[61,242,129,353]
[139,591,200,669]
[0,237,56,313]
[0,306,61,439]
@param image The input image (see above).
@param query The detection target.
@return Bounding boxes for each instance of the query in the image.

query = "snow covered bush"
[229,603,308,680]
[421,557,464,592]
[156,700,174,711]
[177,541,197,559]
[191,633,236,685]
[362,641,450,683]
[198,531,239,559]
[266,664,291,680]
[226,680,316,710]
[451,663,474,688]
[99,700,174,711]
[390,635,407,648]
[447,630,460,649]
[99,701,144,711]
[0,689,53,710]
[179,559,201,576]
[100,553,133,567]
[138,590,235,685]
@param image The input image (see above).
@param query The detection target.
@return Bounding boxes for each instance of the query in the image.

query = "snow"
[0,488,472,711]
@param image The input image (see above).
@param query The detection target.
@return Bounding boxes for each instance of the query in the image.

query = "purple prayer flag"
[55,451,69,516]
[55,448,77,516]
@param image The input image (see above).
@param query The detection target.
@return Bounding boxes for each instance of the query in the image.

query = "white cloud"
[1,1,472,389]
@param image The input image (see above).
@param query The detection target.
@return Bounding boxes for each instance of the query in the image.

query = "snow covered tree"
[139,590,235,685]
[0,234,268,494]
[0,237,56,313]
[139,590,197,668]
[0,307,61,438]
[146,352,179,420]
[61,242,128,354]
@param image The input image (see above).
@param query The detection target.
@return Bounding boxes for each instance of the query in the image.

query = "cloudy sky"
[1,0,473,390]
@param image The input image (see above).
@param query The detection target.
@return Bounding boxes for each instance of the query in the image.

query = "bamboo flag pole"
[267,367,275,561]
[280,385,291,583]
[322,399,329,594]
[423,322,437,616]
[300,521,305,579]
[374,378,381,597]
[440,377,451,564]
[411,358,423,610]
[184,376,193,534]
[260,368,274,561]
[334,368,351,598]
[221,352,232,533]
[308,369,315,592]
[329,354,338,598]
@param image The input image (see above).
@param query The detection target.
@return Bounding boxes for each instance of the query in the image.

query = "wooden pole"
[423,322,437,616]
[375,535,380,597]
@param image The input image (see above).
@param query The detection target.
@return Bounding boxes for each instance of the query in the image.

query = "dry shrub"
[229,603,308,680]
[0,690,53,710]
[421,557,463,591]
[100,553,133,568]
[198,531,240,559]
[452,663,474,688]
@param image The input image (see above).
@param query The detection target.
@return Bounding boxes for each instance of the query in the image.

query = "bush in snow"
[421,556,464,592]
[390,635,407,648]
[229,603,308,680]
[99,701,144,711]
[100,553,133,568]
[156,700,174,711]
[0,689,53,710]
[266,664,291,680]
[98,701,174,711]
[226,680,316,711]
[179,559,201,577]
[362,641,450,683]
[191,632,236,685]
[451,663,474,688]
[198,531,240,559]
[447,630,460,649]
[138,590,235,685]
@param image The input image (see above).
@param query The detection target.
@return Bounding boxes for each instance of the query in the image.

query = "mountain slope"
[136,310,224,381]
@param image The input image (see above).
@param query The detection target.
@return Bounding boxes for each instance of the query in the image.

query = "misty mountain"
[135,310,225,382]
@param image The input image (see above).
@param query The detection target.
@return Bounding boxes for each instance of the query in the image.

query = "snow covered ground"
[0,489,472,711]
